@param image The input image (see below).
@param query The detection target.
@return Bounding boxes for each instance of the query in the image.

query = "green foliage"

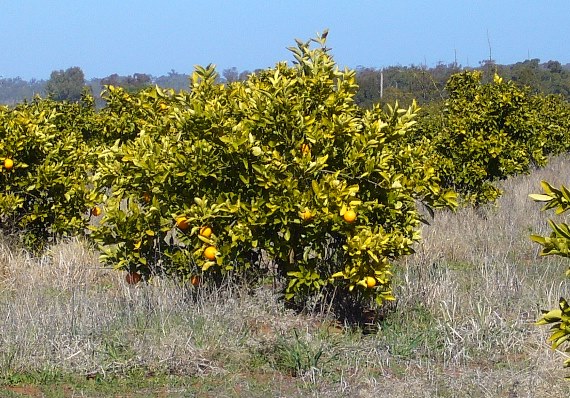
[95,85,169,144]
[355,63,456,109]
[531,181,570,377]
[533,94,570,157]
[45,66,86,102]
[0,95,99,251]
[354,60,570,109]
[536,298,570,369]
[413,71,560,204]
[100,73,152,94]
[530,181,570,264]
[0,77,46,105]
[90,34,456,306]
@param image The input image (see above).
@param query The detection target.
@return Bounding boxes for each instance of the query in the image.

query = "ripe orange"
[365,276,376,289]
[343,209,356,223]
[176,216,189,231]
[91,206,102,216]
[191,275,201,287]
[300,210,313,222]
[125,271,142,285]
[3,158,13,170]
[199,226,212,238]
[204,246,217,260]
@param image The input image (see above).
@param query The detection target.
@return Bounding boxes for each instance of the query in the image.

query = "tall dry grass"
[381,156,570,396]
[1,156,570,397]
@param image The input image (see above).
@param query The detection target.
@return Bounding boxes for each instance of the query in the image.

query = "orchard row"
[1,34,569,312]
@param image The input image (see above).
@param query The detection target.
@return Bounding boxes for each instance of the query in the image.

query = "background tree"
[124,73,152,92]
[510,59,541,92]
[221,67,251,84]
[222,67,239,83]
[45,66,85,101]
[154,69,190,91]
[100,73,152,93]
[0,77,45,104]
[2,59,570,106]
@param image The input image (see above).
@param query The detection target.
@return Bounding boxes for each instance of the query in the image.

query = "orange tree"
[90,33,456,306]
[93,84,171,145]
[0,94,99,251]
[411,71,566,204]
[533,93,570,157]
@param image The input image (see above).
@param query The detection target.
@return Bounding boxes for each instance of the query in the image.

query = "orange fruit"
[204,246,217,260]
[300,210,313,221]
[176,216,189,231]
[125,271,142,285]
[343,209,356,223]
[3,158,13,170]
[365,276,376,289]
[91,206,102,216]
[199,226,212,238]
[191,275,201,287]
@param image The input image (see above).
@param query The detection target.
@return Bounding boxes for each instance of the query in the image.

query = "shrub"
[90,34,456,307]
[0,95,99,251]
[413,71,562,204]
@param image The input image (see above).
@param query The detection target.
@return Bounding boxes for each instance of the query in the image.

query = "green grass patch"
[379,304,444,359]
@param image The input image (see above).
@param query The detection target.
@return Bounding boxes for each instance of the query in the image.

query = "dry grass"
[2,156,570,397]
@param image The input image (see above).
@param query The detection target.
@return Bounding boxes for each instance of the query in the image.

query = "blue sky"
[1,1,568,80]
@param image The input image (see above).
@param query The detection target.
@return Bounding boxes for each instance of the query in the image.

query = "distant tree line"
[1,59,570,107]
[0,77,45,105]
[355,59,570,109]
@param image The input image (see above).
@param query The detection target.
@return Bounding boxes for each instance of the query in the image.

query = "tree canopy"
[44,66,86,101]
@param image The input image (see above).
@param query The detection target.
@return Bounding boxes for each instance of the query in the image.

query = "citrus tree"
[412,71,557,204]
[90,33,456,306]
[93,84,171,145]
[532,93,570,157]
[530,181,570,377]
[0,94,99,251]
